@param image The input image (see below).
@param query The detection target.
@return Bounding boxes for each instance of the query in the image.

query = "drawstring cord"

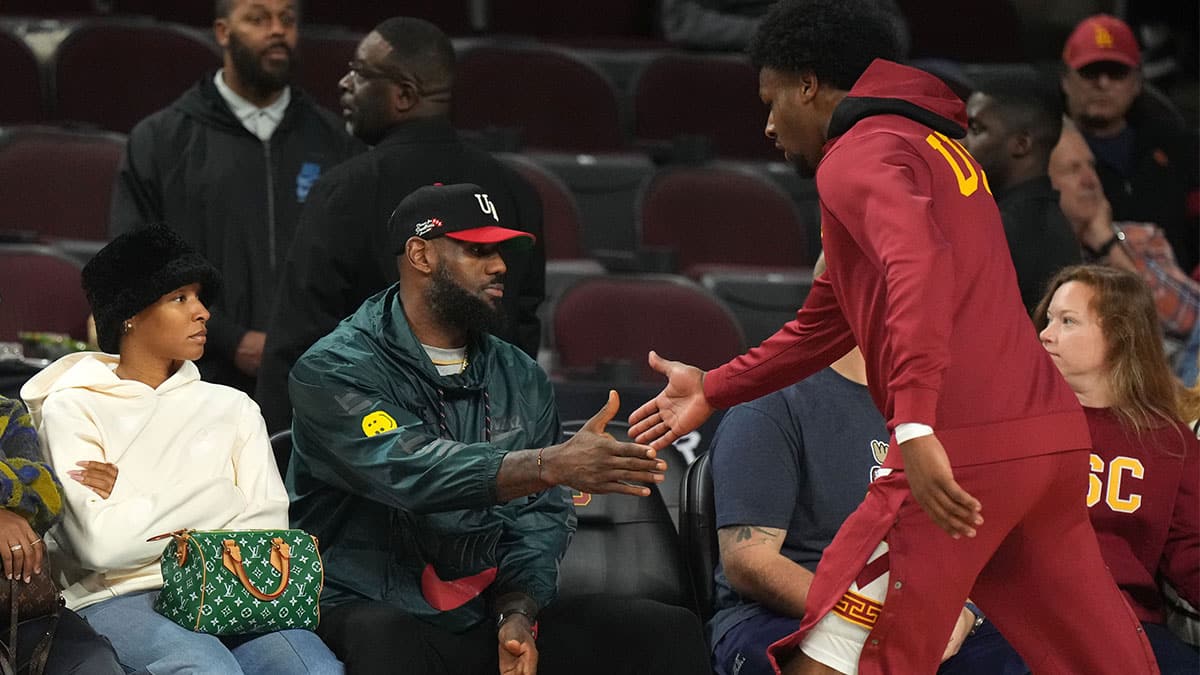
[436,388,492,442]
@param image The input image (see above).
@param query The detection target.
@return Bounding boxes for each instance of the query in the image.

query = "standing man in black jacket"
[109,0,362,393]
[256,16,547,434]
[964,73,1081,314]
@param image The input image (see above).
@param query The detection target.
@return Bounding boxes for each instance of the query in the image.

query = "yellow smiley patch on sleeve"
[361,411,398,437]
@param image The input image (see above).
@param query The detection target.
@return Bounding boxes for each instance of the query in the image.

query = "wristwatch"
[1088,229,1126,258]
[497,608,538,639]
[964,601,986,636]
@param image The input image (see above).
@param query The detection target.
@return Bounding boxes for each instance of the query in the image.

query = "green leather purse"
[148,529,324,635]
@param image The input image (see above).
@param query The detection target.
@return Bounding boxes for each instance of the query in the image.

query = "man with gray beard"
[110,0,361,393]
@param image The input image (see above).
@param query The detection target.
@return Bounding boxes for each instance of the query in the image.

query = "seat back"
[0,125,126,242]
[52,20,221,132]
[268,428,292,479]
[556,420,694,611]
[296,27,363,115]
[679,451,717,621]
[552,274,745,381]
[0,28,44,125]
[497,154,585,260]
[453,43,626,153]
[0,245,89,342]
[633,53,773,160]
[637,165,810,276]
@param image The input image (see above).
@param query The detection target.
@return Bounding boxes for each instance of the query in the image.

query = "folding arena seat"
[0,125,126,243]
[497,153,585,261]
[0,245,90,342]
[637,164,812,277]
[52,20,221,133]
[556,421,695,611]
[304,2,474,34]
[487,0,660,45]
[0,28,45,125]
[520,151,655,254]
[632,52,776,161]
[453,43,626,153]
[0,0,96,16]
[699,267,816,346]
[552,274,744,382]
[114,1,212,26]
[296,26,363,115]
[679,450,718,620]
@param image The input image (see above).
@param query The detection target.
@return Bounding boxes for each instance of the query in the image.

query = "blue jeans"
[76,590,343,675]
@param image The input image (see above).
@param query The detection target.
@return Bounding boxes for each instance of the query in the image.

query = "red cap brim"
[445,226,536,244]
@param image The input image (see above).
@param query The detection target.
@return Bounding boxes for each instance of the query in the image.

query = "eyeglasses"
[346,60,451,97]
[1076,62,1134,81]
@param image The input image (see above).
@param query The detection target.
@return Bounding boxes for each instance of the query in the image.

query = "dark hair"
[974,73,1064,158]
[748,0,903,90]
[1033,264,1184,431]
[373,17,456,89]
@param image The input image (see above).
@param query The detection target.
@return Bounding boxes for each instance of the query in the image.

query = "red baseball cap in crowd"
[388,183,535,253]
[1062,14,1140,70]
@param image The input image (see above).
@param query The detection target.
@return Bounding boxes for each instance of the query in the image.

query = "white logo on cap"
[415,218,442,236]
[474,193,500,222]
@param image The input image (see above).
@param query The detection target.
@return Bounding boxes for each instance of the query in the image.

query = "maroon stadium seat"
[0,125,126,242]
[0,28,44,124]
[637,165,810,277]
[553,274,745,380]
[633,53,775,161]
[0,245,90,342]
[52,20,220,133]
[497,153,585,260]
[296,27,363,115]
[453,42,626,153]
[304,2,473,35]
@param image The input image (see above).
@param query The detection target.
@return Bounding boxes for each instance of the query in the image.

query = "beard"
[228,30,295,95]
[426,265,508,336]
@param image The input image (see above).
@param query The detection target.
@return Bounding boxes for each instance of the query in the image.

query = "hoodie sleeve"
[819,134,954,427]
[704,272,857,409]
[38,391,248,574]
[0,398,63,535]
[224,396,289,530]
[492,380,573,610]
[289,354,508,515]
[108,118,165,236]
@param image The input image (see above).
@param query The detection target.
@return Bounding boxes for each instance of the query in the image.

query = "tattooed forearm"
[720,525,781,553]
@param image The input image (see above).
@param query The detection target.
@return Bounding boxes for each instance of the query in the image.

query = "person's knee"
[233,629,342,674]
[153,635,242,674]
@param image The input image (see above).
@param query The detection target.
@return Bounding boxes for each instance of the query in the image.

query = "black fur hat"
[82,224,221,354]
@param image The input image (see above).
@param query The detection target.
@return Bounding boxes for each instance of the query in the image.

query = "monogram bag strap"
[24,610,60,675]
[6,576,16,671]
[220,538,291,601]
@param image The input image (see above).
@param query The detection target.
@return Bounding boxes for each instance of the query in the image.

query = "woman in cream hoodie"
[21,225,341,675]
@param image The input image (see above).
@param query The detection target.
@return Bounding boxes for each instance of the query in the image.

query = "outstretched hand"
[544,390,667,497]
[627,351,714,451]
[900,434,982,538]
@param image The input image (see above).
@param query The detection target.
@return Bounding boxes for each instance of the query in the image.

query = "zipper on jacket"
[264,140,277,269]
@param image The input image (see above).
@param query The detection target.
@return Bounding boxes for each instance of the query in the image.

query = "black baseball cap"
[388,183,535,253]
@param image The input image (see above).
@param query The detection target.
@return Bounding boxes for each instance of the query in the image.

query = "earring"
[122,320,133,334]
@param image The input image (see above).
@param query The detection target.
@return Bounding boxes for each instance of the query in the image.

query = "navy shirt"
[708,367,889,646]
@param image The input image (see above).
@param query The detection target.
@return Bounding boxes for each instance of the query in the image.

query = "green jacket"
[287,285,573,632]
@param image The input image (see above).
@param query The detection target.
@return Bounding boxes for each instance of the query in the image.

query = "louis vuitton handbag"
[148,529,323,635]
[0,558,63,675]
